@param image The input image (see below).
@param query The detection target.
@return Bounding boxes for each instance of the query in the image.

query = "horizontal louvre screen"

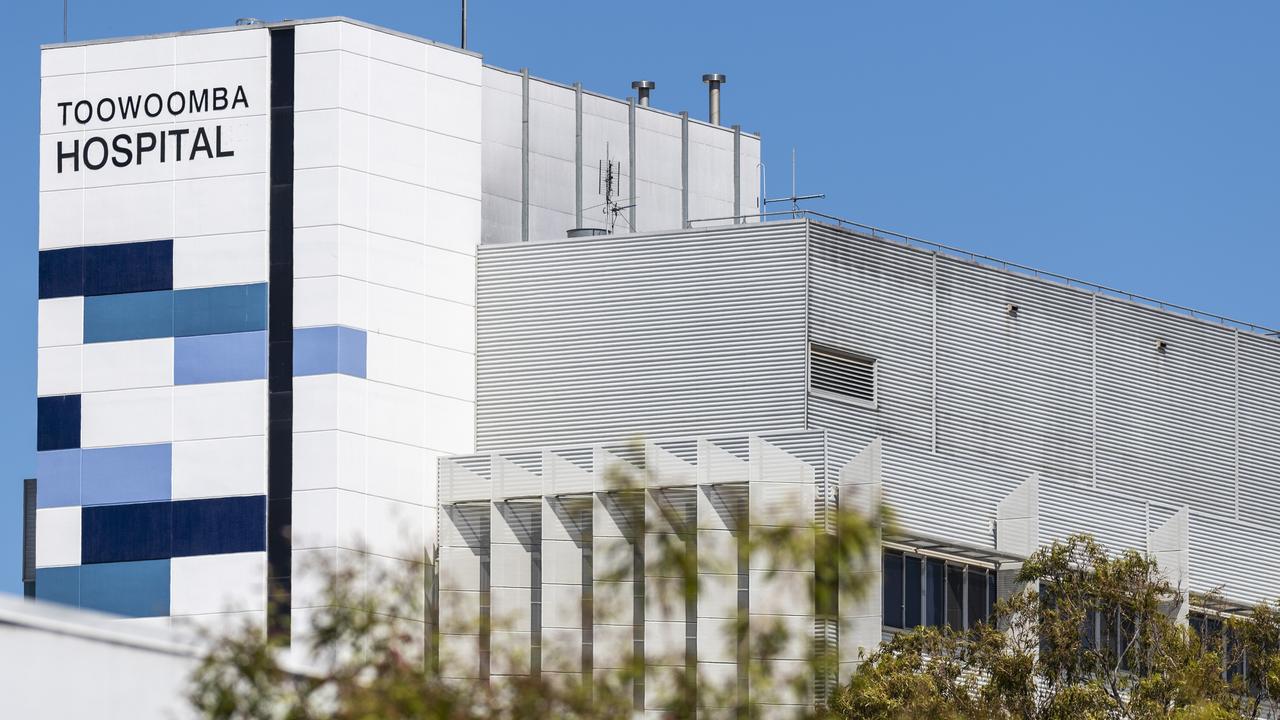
[810,346,875,402]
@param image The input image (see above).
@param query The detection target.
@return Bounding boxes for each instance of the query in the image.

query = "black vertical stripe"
[267,26,295,642]
[22,478,36,598]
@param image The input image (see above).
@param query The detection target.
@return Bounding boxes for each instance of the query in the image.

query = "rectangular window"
[967,568,988,628]
[904,555,922,628]
[946,565,965,630]
[883,551,904,628]
[810,345,875,403]
[926,558,945,627]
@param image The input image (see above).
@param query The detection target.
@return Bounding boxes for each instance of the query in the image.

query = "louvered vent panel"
[810,345,875,402]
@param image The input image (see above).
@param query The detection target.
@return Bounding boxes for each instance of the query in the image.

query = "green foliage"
[834,534,1280,720]
[190,453,880,719]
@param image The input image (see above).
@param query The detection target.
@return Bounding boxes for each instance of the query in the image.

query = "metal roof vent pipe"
[631,80,656,107]
[702,73,726,125]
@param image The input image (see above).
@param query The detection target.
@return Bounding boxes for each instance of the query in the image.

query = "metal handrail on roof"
[687,210,1279,338]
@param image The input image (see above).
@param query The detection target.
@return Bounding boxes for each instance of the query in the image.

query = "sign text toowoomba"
[53,85,249,173]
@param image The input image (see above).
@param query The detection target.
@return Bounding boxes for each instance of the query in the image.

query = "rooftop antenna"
[763,147,824,218]
[460,0,467,49]
[599,144,634,232]
[62,0,67,41]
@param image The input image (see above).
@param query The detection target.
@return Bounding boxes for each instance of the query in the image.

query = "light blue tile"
[37,449,81,508]
[174,283,267,337]
[83,290,174,343]
[81,444,171,506]
[336,326,367,378]
[294,326,366,378]
[174,330,267,384]
[35,566,80,608]
[79,559,170,617]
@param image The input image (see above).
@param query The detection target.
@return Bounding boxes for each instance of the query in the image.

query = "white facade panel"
[38,296,84,347]
[81,386,173,448]
[172,231,268,289]
[81,338,174,393]
[172,379,266,441]
[36,345,82,397]
[171,435,266,499]
[35,507,82,567]
[170,552,267,616]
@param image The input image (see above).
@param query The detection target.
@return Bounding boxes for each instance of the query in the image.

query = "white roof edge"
[39,16,482,59]
[0,593,203,658]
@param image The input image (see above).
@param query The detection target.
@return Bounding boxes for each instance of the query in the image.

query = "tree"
[832,534,1280,720]
[189,455,880,719]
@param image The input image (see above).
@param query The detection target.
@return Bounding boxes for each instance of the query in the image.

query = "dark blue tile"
[172,495,266,557]
[81,501,172,564]
[83,240,173,296]
[34,566,80,607]
[36,395,80,451]
[80,560,170,617]
[83,290,174,343]
[38,247,85,299]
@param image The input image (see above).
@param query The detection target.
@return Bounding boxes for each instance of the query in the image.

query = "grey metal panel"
[1094,298,1237,518]
[1237,332,1280,528]
[475,223,810,451]
[1188,511,1280,606]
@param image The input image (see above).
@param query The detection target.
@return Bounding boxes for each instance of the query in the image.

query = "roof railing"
[687,210,1279,339]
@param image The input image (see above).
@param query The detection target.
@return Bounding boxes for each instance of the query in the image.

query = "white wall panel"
[423,343,474,402]
[39,188,83,249]
[293,430,339,493]
[37,345,82,397]
[81,338,173,393]
[170,553,266,615]
[35,507,81,567]
[172,379,265,441]
[82,182,174,245]
[173,232,268,289]
[174,174,267,238]
[424,187,480,256]
[293,51,340,111]
[38,297,84,348]
[171,435,265,499]
[365,332,427,391]
[81,386,173,447]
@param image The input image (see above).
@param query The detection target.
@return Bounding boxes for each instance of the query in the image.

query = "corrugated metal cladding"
[807,221,1280,563]
[477,219,1280,582]
[475,223,809,451]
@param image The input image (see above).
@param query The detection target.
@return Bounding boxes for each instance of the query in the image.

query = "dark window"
[38,247,85,299]
[883,551,904,628]
[988,571,997,619]
[946,565,965,630]
[83,240,172,296]
[926,558,945,627]
[81,501,173,564]
[172,495,267,557]
[904,555,922,628]
[810,345,875,403]
[967,568,988,628]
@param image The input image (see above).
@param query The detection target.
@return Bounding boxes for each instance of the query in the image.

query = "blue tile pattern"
[40,240,173,299]
[293,325,367,378]
[81,501,172,564]
[81,444,171,506]
[36,449,81,508]
[34,566,80,606]
[172,495,266,557]
[80,559,170,617]
[175,330,268,384]
[174,283,268,337]
[83,290,174,343]
[36,395,80,451]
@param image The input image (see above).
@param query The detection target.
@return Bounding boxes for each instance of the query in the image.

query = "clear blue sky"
[2,2,1276,595]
